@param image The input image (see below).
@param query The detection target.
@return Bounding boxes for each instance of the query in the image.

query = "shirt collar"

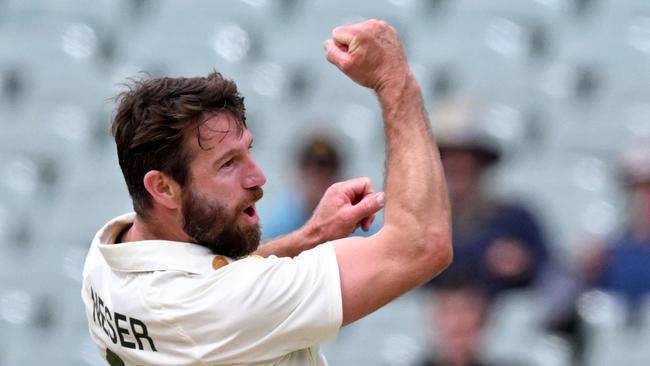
[94,213,230,275]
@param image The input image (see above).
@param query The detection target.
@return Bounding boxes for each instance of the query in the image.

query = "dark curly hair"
[111,72,247,218]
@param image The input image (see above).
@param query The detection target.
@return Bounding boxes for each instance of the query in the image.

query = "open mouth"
[243,205,256,217]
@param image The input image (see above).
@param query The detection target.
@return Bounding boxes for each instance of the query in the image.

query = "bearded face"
[181,187,262,258]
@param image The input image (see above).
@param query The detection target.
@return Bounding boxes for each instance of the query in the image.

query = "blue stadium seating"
[0,1,647,364]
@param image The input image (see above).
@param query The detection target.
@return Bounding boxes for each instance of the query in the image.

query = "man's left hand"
[303,177,385,245]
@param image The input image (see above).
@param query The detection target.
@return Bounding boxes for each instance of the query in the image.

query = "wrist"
[298,220,324,252]
[376,71,419,103]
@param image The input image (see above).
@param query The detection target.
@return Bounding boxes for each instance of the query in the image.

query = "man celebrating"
[82,19,452,365]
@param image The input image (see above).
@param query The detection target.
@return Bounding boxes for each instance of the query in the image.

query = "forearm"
[379,74,450,230]
[323,19,452,326]
[254,226,321,258]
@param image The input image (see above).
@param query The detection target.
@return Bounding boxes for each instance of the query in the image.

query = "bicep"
[333,230,430,326]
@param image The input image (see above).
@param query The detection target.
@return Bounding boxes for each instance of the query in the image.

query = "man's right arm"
[324,20,453,326]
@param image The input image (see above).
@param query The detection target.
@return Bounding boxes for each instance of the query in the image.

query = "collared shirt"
[81,213,342,365]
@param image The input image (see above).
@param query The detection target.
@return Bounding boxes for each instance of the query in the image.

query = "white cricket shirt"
[81,213,342,365]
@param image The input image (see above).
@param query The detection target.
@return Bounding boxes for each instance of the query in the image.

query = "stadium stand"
[0,1,649,365]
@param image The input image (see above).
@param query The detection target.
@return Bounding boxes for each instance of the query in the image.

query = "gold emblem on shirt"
[212,256,229,270]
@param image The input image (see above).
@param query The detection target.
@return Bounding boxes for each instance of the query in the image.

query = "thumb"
[332,25,354,46]
[324,39,352,70]
[347,191,385,220]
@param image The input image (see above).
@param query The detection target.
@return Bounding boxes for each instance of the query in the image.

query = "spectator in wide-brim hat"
[427,97,550,298]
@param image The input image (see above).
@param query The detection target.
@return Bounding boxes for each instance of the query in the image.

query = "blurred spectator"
[579,139,650,313]
[260,132,380,240]
[427,97,550,298]
[416,276,492,366]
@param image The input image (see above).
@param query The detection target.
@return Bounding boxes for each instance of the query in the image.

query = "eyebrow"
[212,135,254,168]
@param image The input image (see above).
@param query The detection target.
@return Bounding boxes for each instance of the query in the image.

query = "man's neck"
[122,213,189,243]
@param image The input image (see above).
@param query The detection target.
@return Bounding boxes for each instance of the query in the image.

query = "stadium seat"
[4,0,129,25]
[578,290,648,366]
[479,290,549,365]
[322,291,426,366]
[1,2,650,365]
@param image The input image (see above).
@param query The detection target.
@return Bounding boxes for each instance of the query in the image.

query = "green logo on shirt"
[106,348,125,366]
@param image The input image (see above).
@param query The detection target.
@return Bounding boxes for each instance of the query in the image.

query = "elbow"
[382,213,453,278]
[438,238,453,273]
[424,228,453,276]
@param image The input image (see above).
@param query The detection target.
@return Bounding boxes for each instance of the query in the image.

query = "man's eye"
[222,159,234,168]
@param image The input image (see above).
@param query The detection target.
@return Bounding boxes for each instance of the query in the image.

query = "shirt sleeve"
[159,242,342,364]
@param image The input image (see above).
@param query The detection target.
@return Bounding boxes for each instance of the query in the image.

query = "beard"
[181,187,262,258]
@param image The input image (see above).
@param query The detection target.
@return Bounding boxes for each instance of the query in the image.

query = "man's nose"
[243,158,267,188]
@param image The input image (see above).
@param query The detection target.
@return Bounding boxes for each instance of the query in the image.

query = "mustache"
[249,187,264,202]
[236,187,264,212]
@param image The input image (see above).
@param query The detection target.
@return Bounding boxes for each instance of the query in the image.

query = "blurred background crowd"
[1,0,649,365]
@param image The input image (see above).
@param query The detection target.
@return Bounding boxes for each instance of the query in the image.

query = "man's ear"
[143,170,183,210]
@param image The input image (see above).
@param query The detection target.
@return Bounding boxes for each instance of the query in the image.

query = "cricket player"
[82,19,452,365]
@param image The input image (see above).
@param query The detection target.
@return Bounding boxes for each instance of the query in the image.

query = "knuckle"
[339,59,352,72]
[365,19,381,31]
[325,45,334,57]
[329,182,343,192]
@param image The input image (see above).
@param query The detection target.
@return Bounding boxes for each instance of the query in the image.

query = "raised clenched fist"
[323,19,409,92]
